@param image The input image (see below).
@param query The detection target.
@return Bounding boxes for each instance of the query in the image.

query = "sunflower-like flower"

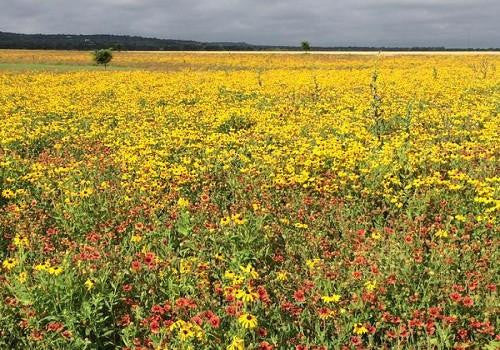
[238,313,258,329]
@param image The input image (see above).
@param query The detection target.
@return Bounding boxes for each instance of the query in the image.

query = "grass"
[0,62,134,72]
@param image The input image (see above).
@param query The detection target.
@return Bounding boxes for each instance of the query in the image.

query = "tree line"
[1,31,498,51]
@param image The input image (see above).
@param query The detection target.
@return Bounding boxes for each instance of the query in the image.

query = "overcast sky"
[1,0,499,48]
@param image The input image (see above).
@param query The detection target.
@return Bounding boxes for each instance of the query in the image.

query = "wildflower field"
[0,51,499,349]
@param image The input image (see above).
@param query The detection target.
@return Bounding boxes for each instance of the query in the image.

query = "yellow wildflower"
[177,197,189,208]
[235,288,258,303]
[131,234,142,243]
[47,266,63,276]
[18,271,28,283]
[13,234,29,248]
[353,323,368,335]
[220,216,231,226]
[364,280,377,292]
[224,270,236,280]
[276,271,288,281]
[239,263,258,279]
[34,261,50,272]
[2,258,17,271]
[435,229,448,238]
[227,336,244,350]
[84,278,95,290]
[1,189,15,199]
[232,213,247,225]
[178,327,195,341]
[79,187,94,198]
[238,313,257,329]
[306,259,321,270]
[322,294,341,303]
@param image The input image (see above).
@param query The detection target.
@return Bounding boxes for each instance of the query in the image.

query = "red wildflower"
[428,306,442,319]
[258,327,268,337]
[462,296,474,307]
[273,254,284,262]
[46,322,63,332]
[386,275,397,285]
[151,304,164,314]
[293,289,306,303]
[118,314,131,327]
[452,284,465,292]
[163,302,171,312]
[150,319,160,333]
[303,280,315,291]
[144,252,156,268]
[457,328,468,340]
[61,330,73,339]
[30,331,44,341]
[450,292,462,302]
[257,285,271,304]
[384,227,394,235]
[225,304,237,316]
[400,325,410,338]
[176,297,197,310]
[486,283,496,292]
[209,315,220,328]
[443,315,458,325]
[385,330,397,339]
[468,280,479,291]
[352,271,363,280]
[131,260,141,272]
[259,341,274,350]
[426,321,435,335]
[204,310,215,319]
[351,336,362,346]
[191,315,203,326]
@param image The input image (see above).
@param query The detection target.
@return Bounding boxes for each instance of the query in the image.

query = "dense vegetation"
[1,31,498,51]
[0,52,499,349]
[0,31,256,51]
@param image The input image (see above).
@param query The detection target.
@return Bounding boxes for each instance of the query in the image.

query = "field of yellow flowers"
[0,51,499,349]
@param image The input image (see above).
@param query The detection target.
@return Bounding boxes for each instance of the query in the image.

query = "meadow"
[0,50,498,349]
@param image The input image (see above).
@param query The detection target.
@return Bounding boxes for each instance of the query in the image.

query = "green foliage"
[217,114,255,133]
[301,41,311,52]
[93,49,113,69]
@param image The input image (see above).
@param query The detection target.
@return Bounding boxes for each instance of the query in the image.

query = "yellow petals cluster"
[2,258,17,271]
[238,313,258,329]
[169,320,205,342]
[353,323,369,335]
[435,229,449,238]
[235,288,258,303]
[84,278,95,290]
[322,294,341,303]
[227,336,245,350]
[34,261,64,276]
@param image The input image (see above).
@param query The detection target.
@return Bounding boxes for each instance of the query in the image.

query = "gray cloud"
[0,0,498,47]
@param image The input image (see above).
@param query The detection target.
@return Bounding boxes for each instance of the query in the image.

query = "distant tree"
[93,49,113,69]
[301,41,311,52]
[110,43,123,51]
